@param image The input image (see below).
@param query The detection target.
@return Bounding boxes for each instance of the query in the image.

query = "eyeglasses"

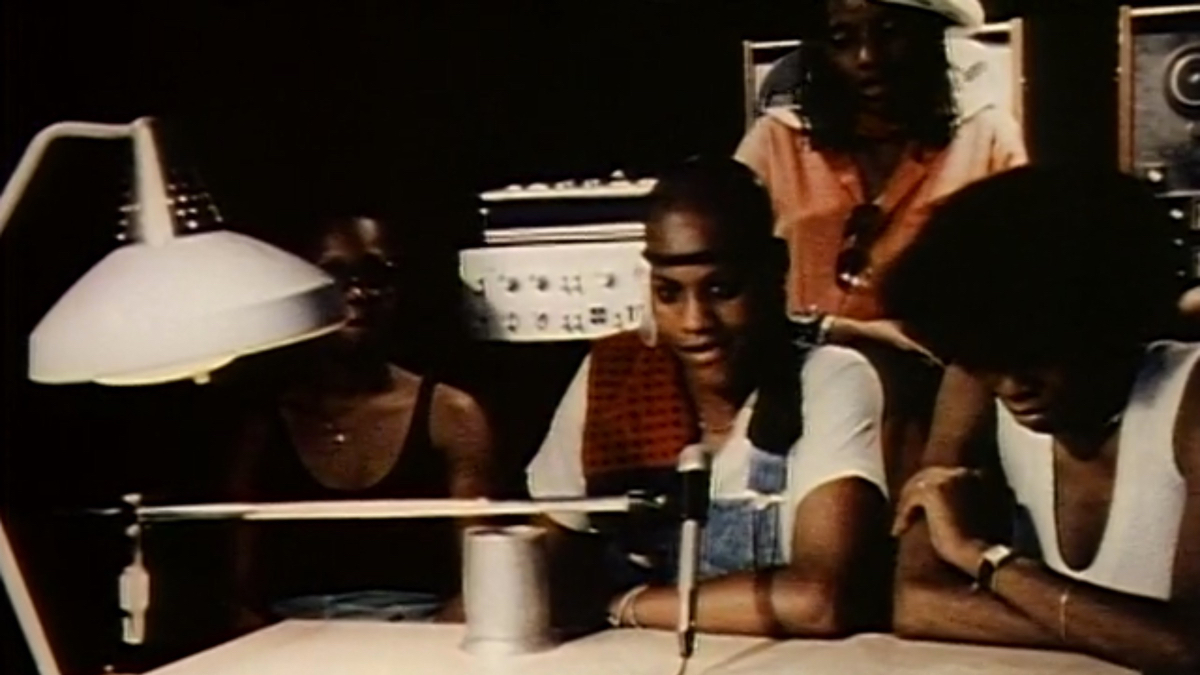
[321,257,399,297]
[835,203,887,291]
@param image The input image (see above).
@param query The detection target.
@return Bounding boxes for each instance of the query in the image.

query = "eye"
[652,280,682,304]
[706,277,744,301]
[828,29,851,48]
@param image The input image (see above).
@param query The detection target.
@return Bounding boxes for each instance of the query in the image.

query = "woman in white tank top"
[882,166,1200,673]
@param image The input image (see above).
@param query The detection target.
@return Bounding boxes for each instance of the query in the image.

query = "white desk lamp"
[0,117,347,675]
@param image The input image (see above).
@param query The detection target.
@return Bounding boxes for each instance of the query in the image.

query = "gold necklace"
[281,398,354,450]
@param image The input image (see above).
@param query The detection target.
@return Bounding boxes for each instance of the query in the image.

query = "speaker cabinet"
[1119,6,1200,288]
[1120,6,1200,191]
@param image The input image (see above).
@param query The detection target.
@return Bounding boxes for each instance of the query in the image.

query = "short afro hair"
[645,156,776,251]
[881,165,1185,370]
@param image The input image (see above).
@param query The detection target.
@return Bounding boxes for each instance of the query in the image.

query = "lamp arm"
[0,121,133,239]
[129,118,175,247]
[0,522,61,675]
[0,119,153,675]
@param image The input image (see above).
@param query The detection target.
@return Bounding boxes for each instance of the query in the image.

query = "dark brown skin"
[893,351,1200,673]
[823,0,925,125]
[283,218,492,500]
[644,209,757,446]
[586,208,890,637]
[230,217,493,630]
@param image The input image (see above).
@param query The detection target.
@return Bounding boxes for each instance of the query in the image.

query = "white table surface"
[143,620,1133,675]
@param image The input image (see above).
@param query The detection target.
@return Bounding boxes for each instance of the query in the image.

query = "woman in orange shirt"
[735,0,1026,492]
[736,0,1025,327]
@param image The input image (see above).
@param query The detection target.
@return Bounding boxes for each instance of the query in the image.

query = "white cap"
[877,0,986,29]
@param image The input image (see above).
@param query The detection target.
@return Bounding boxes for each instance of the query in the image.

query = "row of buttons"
[466,272,622,296]
[469,304,645,336]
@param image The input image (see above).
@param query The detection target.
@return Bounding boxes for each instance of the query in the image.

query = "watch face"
[983,545,1015,567]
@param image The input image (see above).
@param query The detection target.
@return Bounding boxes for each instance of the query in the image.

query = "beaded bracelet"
[609,584,649,628]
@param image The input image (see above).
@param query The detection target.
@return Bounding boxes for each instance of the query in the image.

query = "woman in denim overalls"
[532,157,891,637]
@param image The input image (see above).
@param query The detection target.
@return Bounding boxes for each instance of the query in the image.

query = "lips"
[859,80,887,99]
[1003,400,1050,425]
[677,342,726,366]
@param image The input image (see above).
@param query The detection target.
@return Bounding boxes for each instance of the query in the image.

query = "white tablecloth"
[145,621,1132,675]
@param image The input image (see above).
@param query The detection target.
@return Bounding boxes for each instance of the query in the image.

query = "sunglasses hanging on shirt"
[835,203,888,291]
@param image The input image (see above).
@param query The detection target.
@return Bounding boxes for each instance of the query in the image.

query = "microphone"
[676,444,711,659]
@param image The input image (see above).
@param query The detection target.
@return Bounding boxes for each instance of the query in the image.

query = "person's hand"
[892,467,989,574]
[828,317,942,365]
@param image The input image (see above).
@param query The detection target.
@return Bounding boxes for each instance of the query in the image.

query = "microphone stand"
[675,445,711,660]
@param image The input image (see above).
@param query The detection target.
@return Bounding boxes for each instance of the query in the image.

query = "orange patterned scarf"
[582,332,698,491]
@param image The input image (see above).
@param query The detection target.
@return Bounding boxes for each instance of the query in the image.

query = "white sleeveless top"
[996,341,1200,600]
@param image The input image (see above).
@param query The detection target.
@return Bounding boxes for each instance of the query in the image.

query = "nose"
[344,283,367,303]
[994,373,1041,402]
[680,293,715,334]
[855,40,879,71]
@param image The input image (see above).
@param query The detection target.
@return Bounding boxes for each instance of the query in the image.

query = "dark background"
[0,0,1182,673]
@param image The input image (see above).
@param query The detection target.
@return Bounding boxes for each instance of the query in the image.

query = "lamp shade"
[29,230,346,385]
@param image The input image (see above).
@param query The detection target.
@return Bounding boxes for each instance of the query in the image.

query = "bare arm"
[921,364,996,467]
[427,385,496,621]
[894,520,1060,648]
[429,384,494,500]
[825,317,941,364]
[893,363,1200,672]
[894,366,1074,647]
[622,478,889,637]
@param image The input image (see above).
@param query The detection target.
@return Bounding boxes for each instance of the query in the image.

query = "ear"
[636,257,658,348]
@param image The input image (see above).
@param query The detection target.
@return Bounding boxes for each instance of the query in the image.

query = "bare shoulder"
[387,364,424,393]
[432,383,487,422]
[429,382,492,457]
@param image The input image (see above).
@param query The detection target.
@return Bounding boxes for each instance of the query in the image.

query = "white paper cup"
[461,524,555,655]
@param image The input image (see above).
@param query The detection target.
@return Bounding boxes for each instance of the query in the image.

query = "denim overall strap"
[700,447,790,579]
[594,447,792,591]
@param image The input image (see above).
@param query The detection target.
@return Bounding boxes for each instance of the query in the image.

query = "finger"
[893,468,947,535]
[891,487,927,536]
[892,499,927,537]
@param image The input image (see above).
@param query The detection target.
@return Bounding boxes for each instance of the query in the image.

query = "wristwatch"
[789,309,833,346]
[974,544,1019,593]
